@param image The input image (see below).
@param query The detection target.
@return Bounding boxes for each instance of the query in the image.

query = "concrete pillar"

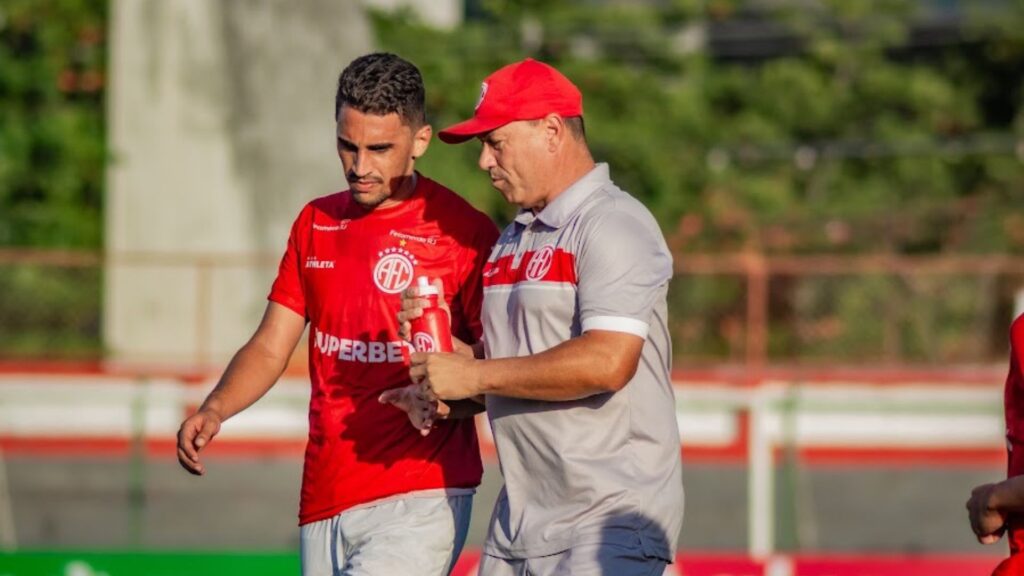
[104,0,373,367]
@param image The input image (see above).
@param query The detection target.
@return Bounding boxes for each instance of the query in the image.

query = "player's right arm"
[177,302,306,475]
[967,475,1024,544]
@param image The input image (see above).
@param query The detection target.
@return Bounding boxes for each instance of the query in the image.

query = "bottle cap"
[416,276,439,296]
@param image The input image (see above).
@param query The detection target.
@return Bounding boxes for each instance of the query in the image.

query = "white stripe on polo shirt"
[580,315,649,338]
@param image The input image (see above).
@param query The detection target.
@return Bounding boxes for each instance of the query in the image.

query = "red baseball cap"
[438,58,583,144]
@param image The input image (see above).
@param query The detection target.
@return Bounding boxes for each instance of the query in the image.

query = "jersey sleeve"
[452,214,500,343]
[575,209,672,339]
[267,205,310,318]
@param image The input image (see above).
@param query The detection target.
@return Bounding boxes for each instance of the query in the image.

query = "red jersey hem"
[297,479,482,526]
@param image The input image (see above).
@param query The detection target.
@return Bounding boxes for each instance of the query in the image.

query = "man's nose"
[479,145,495,170]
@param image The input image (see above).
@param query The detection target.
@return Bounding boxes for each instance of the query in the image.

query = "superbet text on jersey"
[269,174,498,525]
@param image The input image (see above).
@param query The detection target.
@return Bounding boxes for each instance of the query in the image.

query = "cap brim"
[438,116,508,144]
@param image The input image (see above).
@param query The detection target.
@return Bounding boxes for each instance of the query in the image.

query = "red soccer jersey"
[1005,313,1024,556]
[268,174,498,525]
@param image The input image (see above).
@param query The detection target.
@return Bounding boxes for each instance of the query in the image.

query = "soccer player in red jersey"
[968,313,1024,576]
[175,53,498,576]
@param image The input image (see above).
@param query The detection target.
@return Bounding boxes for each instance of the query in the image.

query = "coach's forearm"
[438,396,487,420]
[477,331,643,401]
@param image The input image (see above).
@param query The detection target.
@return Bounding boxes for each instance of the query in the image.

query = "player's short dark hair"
[335,53,426,127]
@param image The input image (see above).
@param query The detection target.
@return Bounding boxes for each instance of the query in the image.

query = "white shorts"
[299,493,473,576]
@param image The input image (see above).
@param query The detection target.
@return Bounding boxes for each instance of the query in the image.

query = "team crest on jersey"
[373,247,418,293]
[525,244,555,281]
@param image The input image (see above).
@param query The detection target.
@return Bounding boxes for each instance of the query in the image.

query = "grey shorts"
[300,493,473,576]
[478,542,670,576]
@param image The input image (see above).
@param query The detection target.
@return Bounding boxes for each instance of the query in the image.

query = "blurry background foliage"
[379,0,1024,255]
[2,0,1024,363]
[373,0,1024,364]
[0,0,105,359]
[0,0,106,249]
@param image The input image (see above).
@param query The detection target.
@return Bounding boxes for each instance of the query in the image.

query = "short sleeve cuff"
[581,315,649,339]
[268,293,306,319]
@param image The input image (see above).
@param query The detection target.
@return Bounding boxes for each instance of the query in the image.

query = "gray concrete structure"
[105,0,369,366]
[104,0,459,367]
[101,0,462,364]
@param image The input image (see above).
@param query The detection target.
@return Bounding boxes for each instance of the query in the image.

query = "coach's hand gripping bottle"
[409,276,454,353]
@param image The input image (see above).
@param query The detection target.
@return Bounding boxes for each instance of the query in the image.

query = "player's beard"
[351,188,389,209]
[348,176,389,209]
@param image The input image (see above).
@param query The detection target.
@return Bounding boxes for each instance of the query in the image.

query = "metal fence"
[2,249,1022,368]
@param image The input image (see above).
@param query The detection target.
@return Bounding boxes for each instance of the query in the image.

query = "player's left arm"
[412,208,671,402]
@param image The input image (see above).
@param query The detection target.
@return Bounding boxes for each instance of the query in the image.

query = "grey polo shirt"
[480,163,684,560]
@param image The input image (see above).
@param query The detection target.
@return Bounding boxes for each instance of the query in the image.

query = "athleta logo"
[305,257,335,269]
[314,327,412,364]
[525,245,555,281]
[373,247,418,293]
[412,332,437,352]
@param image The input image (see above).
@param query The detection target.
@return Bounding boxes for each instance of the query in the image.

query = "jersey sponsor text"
[314,327,411,364]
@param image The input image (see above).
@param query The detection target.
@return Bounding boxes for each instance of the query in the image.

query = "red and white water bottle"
[410,276,454,353]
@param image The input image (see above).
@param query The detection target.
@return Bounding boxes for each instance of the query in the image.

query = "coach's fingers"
[409,352,428,381]
[420,384,438,402]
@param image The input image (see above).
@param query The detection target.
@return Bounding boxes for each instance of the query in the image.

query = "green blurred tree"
[374,0,1024,255]
[0,0,106,249]
[372,0,1024,364]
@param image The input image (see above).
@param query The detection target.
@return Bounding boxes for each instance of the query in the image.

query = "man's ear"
[412,124,432,159]
[542,113,565,152]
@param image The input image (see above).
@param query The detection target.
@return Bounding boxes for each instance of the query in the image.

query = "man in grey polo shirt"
[400,58,684,575]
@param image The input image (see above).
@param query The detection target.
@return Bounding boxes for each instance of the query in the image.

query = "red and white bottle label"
[412,332,437,352]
